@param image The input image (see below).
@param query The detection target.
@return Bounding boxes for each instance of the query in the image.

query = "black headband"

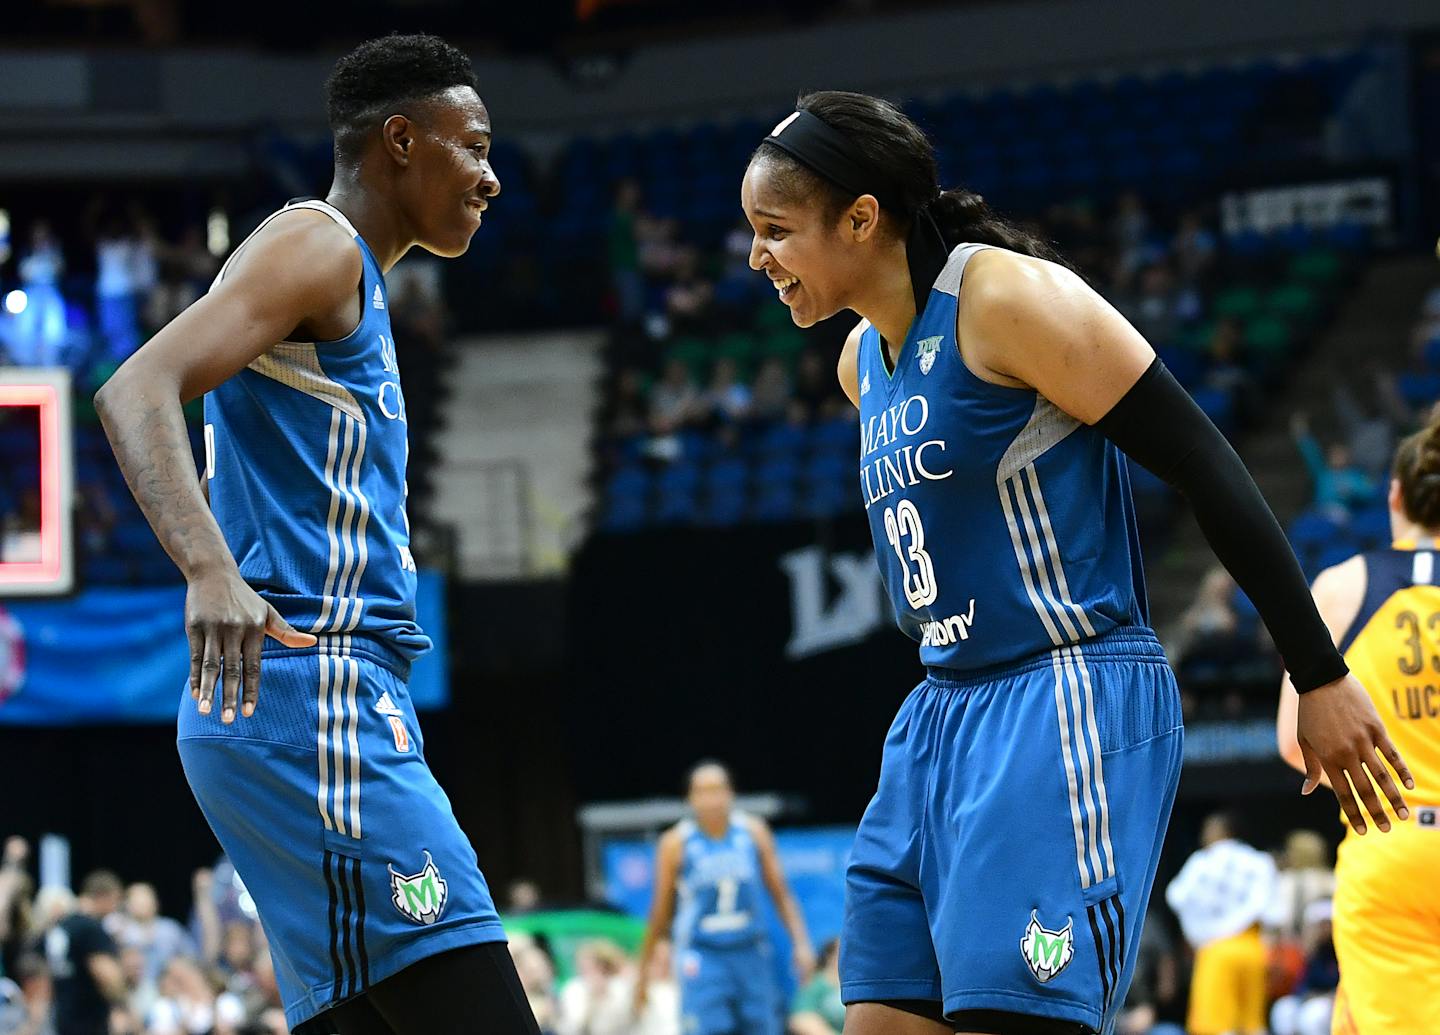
[763,110,901,211]
[762,109,951,312]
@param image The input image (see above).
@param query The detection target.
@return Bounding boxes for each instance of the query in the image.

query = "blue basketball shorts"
[676,939,782,1035]
[840,629,1183,1034]
[176,639,507,1030]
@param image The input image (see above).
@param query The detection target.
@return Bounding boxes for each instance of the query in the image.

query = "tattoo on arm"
[98,382,233,579]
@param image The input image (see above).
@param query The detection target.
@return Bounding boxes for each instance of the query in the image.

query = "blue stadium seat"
[810,417,859,455]
[1289,508,1346,554]
[1398,372,1440,409]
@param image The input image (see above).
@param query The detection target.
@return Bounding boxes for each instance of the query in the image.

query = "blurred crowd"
[0,205,219,376]
[0,838,288,1035]
[1,824,1348,1035]
[598,183,1231,454]
[0,202,457,579]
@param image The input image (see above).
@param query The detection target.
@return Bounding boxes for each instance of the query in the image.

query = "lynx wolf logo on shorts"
[1020,911,1074,983]
[388,851,447,925]
[916,335,943,374]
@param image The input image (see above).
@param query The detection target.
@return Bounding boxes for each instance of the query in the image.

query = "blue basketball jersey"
[857,243,1148,672]
[673,813,765,950]
[204,201,429,664]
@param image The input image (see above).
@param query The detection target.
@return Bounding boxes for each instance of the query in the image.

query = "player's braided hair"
[753,90,1068,268]
[325,33,478,165]
[1394,406,1440,528]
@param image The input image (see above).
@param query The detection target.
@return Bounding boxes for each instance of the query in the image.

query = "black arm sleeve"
[1094,358,1347,693]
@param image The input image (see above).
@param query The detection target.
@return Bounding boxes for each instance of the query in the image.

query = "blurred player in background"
[1278,412,1440,1035]
[741,91,1410,1035]
[96,34,535,1035]
[634,761,815,1035]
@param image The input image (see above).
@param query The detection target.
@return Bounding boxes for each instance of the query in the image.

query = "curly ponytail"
[1395,414,1440,529]
[927,187,1067,266]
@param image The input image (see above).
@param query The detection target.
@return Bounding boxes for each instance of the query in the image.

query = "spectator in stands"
[555,938,631,1035]
[112,884,195,985]
[789,938,843,1035]
[750,357,792,423]
[664,247,715,334]
[608,179,645,326]
[1115,909,1183,1035]
[1330,374,1397,477]
[117,944,158,1028]
[793,350,846,422]
[505,879,543,914]
[508,933,558,1034]
[1166,568,1269,712]
[1165,813,1276,1035]
[1111,190,1152,287]
[145,956,243,1035]
[649,358,702,435]
[0,837,34,980]
[11,222,68,368]
[1266,830,1336,943]
[1171,210,1217,288]
[0,953,55,1035]
[1201,318,1260,426]
[606,368,649,441]
[144,226,217,333]
[46,872,127,1035]
[92,212,148,363]
[1269,900,1337,1035]
[1127,262,1182,350]
[1290,411,1376,520]
[633,938,678,1035]
[702,357,752,427]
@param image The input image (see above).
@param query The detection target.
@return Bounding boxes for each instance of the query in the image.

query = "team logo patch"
[388,715,410,752]
[388,851,447,925]
[1020,911,1074,983]
[916,336,943,374]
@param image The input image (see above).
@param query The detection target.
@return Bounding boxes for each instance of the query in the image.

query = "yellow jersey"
[1337,539,1440,808]
[1329,541,1440,1035]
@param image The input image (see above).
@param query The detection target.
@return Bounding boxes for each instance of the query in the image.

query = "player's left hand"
[792,941,816,981]
[1295,673,1414,833]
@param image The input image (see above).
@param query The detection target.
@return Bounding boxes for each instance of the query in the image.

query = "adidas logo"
[860,371,871,397]
[374,691,403,717]
[372,285,385,310]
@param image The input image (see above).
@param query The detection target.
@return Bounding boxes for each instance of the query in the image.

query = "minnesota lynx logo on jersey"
[389,851,448,925]
[1020,911,1074,983]
[916,335,943,374]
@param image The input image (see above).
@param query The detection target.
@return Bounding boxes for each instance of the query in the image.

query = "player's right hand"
[1295,673,1413,833]
[186,566,316,724]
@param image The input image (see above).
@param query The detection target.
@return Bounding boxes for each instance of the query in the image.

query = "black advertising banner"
[565,516,920,821]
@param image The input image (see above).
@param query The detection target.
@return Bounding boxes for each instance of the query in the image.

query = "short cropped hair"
[80,869,123,899]
[325,33,478,164]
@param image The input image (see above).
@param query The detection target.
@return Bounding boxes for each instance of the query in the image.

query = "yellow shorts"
[1186,925,1267,1035]
[1332,807,1440,1035]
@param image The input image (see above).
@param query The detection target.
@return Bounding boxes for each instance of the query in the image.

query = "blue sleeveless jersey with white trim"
[673,814,765,950]
[857,243,1149,672]
[204,201,430,663]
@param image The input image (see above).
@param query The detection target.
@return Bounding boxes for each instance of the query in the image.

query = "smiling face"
[741,155,873,328]
[394,85,501,258]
